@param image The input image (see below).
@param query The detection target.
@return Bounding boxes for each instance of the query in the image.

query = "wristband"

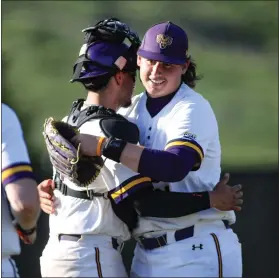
[102,137,127,162]
[14,222,37,236]
[96,137,106,156]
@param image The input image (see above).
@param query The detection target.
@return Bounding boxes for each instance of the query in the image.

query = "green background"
[2,2,278,278]
[2,0,278,171]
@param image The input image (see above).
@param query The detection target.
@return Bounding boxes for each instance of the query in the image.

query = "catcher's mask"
[70,18,141,83]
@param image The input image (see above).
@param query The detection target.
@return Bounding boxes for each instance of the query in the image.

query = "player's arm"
[37,172,242,221]
[132,173,242,217]
[2,105,40,238]
[74,101,214,182]
[74,136,197,183]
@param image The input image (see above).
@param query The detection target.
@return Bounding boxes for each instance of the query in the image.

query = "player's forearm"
[5,178,41,229]
[119,142,144,172]
[135,190,210,218]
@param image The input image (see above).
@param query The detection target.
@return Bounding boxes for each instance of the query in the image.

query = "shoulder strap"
[67,99,85,126]
[75,106,125,129]
[55,100,138,200]
[67,99,127,129]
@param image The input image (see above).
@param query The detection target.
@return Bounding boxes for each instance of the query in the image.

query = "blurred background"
[2,1,278,277]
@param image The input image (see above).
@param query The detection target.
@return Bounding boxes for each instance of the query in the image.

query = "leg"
[40,238,128,277]
[2,257,19,278]
[211,231,242,277]
[131,230,242,277]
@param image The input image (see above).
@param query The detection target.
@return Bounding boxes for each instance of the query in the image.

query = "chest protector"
[53,99,142,231]
[54,99,140,200]
[67,99,139,143]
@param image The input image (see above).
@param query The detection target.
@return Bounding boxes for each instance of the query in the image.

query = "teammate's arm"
[133,173,242,217]
[2,105,40,232]
[73,136,196,182]
[5,179,40,230]
[38,173,242,218]
[73,101,213,183]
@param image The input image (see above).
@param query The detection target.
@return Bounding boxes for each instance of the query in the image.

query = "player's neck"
[86,91,118,112]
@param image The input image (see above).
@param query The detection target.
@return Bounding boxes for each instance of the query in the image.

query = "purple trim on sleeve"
[2,162,31,172]
[2,172,36,186]
[138,146,197,182]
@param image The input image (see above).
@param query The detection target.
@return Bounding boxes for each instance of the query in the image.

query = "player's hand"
[37,179,55,214]
[72,134,100,156]
[209,173,243,212]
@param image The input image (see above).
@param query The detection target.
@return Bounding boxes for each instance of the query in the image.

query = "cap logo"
[156,34,173,49]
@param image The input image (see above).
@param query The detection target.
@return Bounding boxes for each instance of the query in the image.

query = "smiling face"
[137,56,188,98]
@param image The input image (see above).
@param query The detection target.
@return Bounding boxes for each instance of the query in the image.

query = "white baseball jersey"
[1,104,35,257]
[118,84,236,237]
[49,103,151,242]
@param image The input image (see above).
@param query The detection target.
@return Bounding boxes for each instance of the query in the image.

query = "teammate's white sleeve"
[164,98,219,170]
[2,104,35,186]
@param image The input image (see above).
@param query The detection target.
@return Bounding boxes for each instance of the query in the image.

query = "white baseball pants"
[40,234,128,277]
[1,257,19,278]
[131,220,242,277]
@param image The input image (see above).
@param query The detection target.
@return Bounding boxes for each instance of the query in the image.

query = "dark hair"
[81,73,113,92]
[182,55,203,89]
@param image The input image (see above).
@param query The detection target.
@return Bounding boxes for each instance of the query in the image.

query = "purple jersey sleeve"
[138,145,197,182]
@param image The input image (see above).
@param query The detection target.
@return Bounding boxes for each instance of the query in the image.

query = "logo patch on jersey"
[183,132,197,140]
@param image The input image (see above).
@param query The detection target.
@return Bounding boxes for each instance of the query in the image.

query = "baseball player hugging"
[39,19,243,278]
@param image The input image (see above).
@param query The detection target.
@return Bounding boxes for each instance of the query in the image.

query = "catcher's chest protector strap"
[55,175,106,200]
[55,99,139,200]
[67,99,140,143]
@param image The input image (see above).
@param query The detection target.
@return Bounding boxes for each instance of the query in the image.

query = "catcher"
[39,18,141,278]
[40,19,243,277]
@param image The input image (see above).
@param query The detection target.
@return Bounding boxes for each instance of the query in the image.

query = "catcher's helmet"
[71,18,141,83]
[138,21,188,65]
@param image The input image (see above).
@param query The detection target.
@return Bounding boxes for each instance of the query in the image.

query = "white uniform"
[119,84,242,277]
[2,104,35,278]
[40,103,152,277]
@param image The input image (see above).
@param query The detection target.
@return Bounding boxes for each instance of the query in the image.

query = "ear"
[137,55,142,67]
[114,71,124,86]
[182,60,190,74]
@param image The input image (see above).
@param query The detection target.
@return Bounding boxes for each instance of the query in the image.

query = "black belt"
[55,178,106,200]
[137,220,230,251]
[58,234,123,251]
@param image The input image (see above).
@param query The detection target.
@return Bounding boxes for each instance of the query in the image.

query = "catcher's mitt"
[43,117,104,187]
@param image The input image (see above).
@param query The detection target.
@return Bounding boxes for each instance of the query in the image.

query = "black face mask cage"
[70,18,141,83]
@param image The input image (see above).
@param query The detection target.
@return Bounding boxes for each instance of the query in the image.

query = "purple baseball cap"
[72,41,138,82]
[137,21,188,65]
